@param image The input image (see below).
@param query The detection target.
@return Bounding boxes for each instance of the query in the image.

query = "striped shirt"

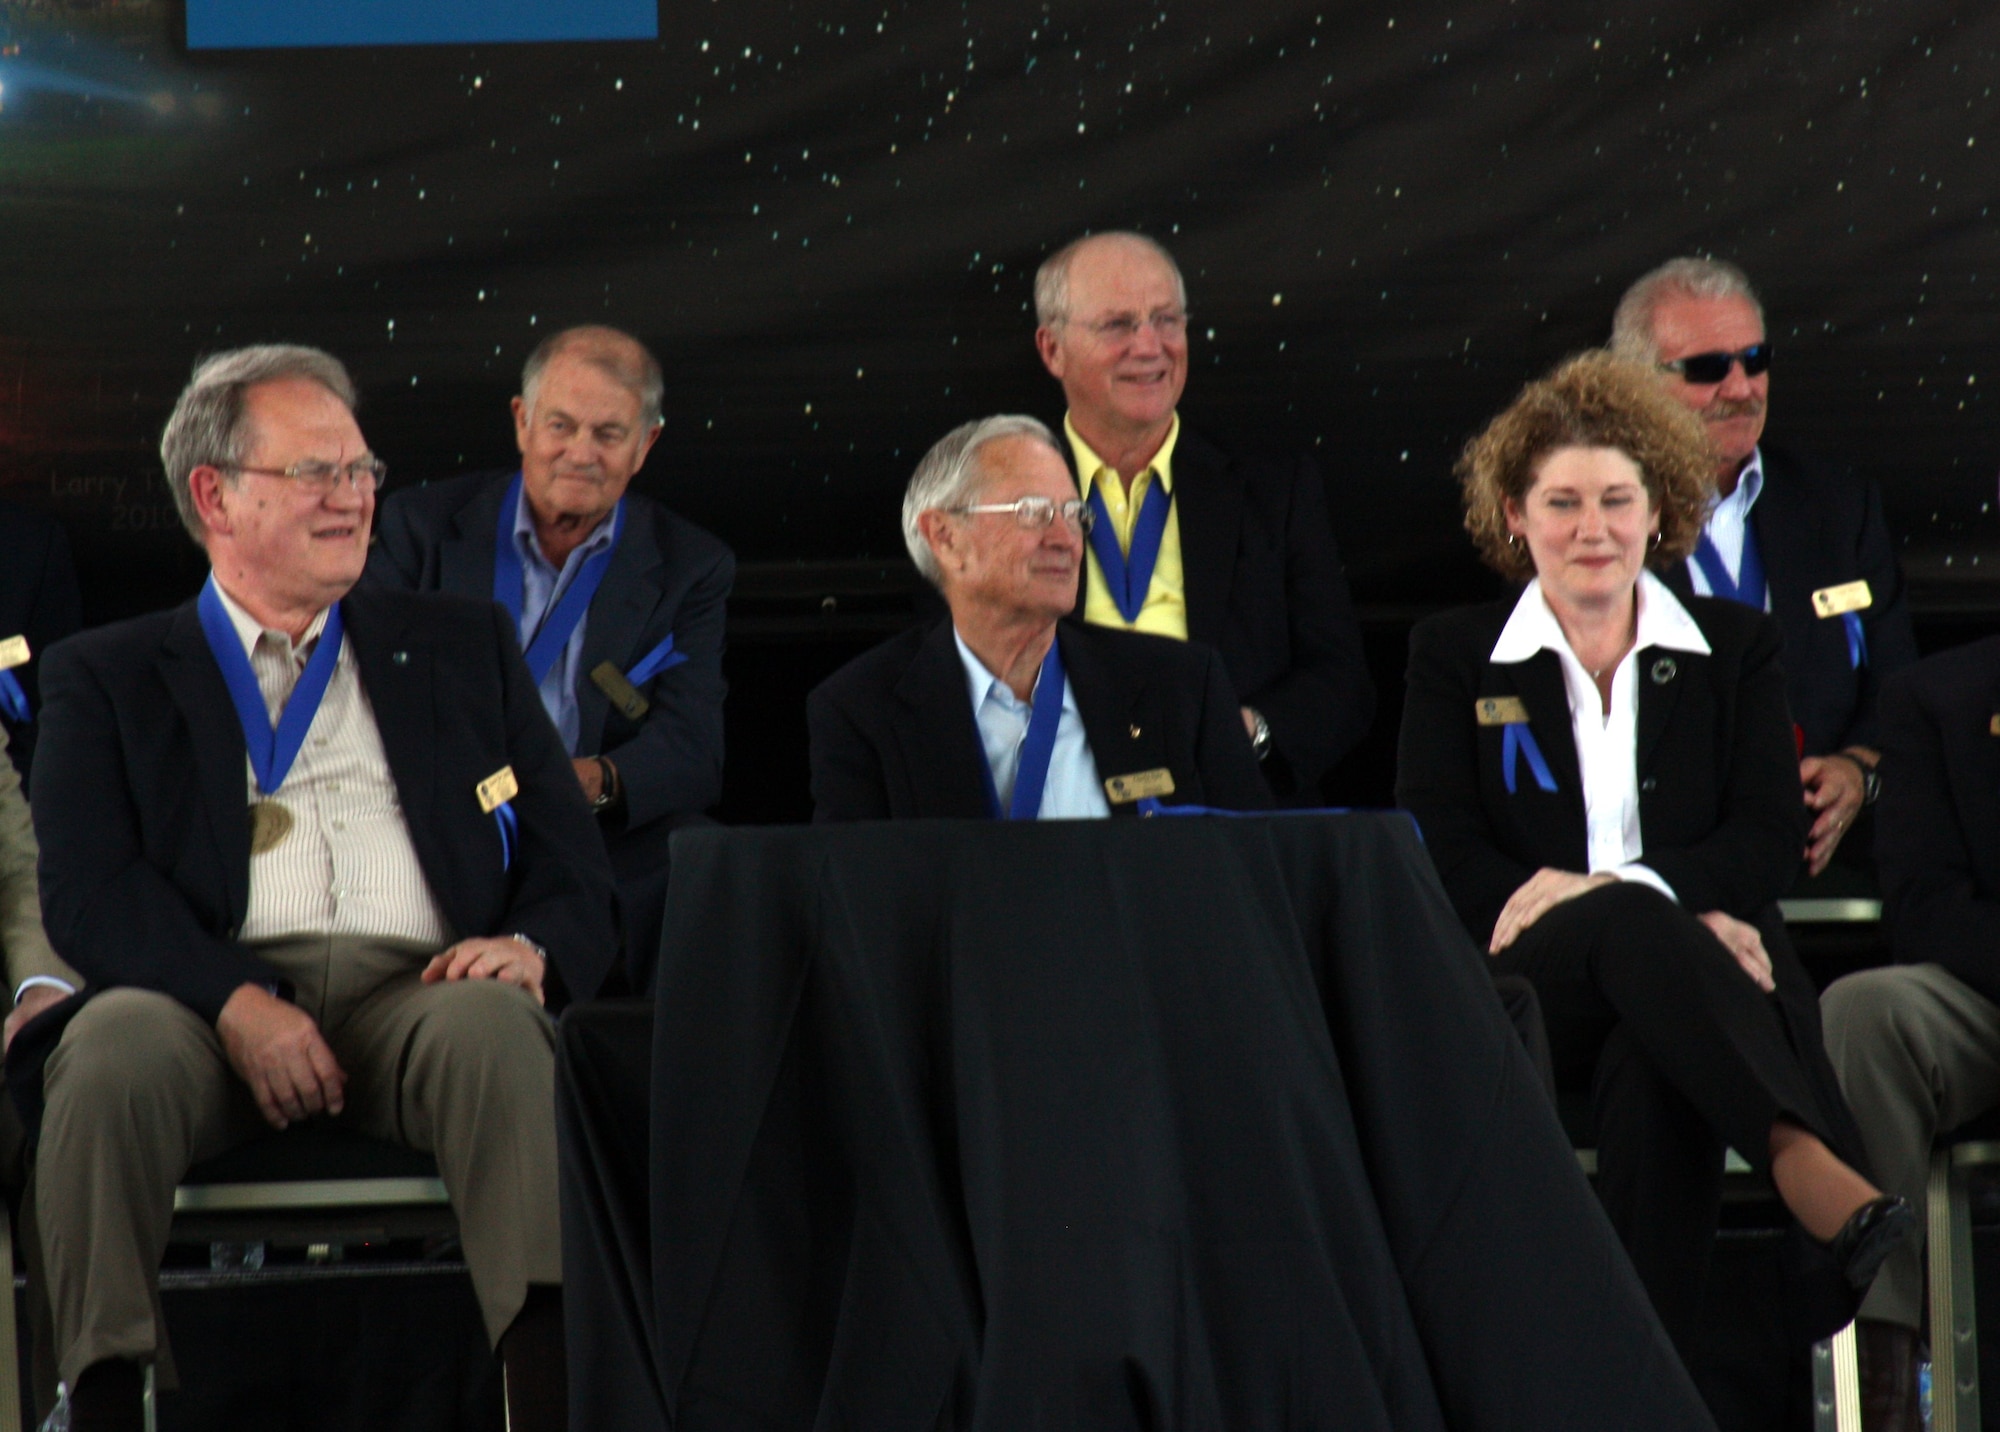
[213,584,454,948]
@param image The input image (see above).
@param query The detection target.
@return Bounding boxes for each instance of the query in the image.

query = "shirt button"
[331,820,346,832]
[314,738,330,748]
[325,783,339,793]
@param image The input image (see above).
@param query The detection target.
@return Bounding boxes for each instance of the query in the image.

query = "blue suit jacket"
[366,472,734,831]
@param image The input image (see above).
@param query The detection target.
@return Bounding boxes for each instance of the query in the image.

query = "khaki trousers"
[36,935,561,1386]
[1821,962,2000,1331]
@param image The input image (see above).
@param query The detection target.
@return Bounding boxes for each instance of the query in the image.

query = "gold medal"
[248,799,294,855]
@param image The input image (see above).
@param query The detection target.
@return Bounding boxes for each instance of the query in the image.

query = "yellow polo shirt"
[1066,414,1189,640]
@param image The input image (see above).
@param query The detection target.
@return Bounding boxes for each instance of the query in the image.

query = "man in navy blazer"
[0,499,82,780]
[27,346,614,1432]
[368,325,733,991]
[1822,641,2000,1427]
[1032,232,1373,802]
[1613,257,1918,876]
[809,415,1269,823]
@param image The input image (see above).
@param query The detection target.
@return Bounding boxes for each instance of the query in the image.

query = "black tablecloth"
[560,814,1715,1431]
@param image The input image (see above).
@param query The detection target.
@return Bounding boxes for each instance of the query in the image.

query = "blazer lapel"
[575,523,662,752]
[1635,646,1695,775]
[1058,623,1161,818]
[438,477,510,604]
[894,623,993,820]
[1171,429,1240,650]
[159,602,253,929]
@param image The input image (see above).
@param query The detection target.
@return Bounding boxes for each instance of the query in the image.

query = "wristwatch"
[590,755,621,813]
[1249,709,1273,761]
[508,933,548,963]
[1833,750,1882,805]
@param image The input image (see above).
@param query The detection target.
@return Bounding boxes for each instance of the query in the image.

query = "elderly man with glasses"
[1031,231,1373,804]
[23,345,616,1432]
[808,415,1269,822]
[1612,257,1918,878]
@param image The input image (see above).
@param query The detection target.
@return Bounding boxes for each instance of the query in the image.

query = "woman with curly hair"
[1395,350,1912,1357]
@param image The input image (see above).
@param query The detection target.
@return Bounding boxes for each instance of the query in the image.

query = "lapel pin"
[1989,714,2000,737]
[1129,724,1142,739]
[391,650,410,666]
[1650,657,1677,685]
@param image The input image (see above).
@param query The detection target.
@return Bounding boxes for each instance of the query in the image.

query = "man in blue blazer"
[368,326,734,992]
[27,346,615,1432]
[1033,232,1374,802]
[1613,257,1918,876]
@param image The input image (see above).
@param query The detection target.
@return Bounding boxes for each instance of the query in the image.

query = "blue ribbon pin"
[625,633,688,686]
[0,671,28,725]
[1502,723,1558,795]
[1842,611,1867,671]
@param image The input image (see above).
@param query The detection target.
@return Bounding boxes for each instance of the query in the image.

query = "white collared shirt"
[1685,447,1767,606]
[954,630,1111,820]
[1489,570,1713,902]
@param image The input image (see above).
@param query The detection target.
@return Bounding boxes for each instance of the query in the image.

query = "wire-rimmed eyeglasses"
[227,458,387,493]
[951,496,1095,533]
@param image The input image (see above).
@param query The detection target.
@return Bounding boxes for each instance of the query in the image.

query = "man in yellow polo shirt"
[1033,231,1373,799]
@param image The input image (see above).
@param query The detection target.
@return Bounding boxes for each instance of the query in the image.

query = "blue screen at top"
[186,0,657,49]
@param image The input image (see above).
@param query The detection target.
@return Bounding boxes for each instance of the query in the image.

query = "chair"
[5,1122,455,1432]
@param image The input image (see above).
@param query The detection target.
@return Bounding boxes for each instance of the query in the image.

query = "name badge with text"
[0,636,30,671]
[1475,696,1530,726]
[590,661,651,721]
[1104,768,1175,805]
[1811,580,1873,619]
[477,766,520,814]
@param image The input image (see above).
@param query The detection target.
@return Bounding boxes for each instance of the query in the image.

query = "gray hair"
[902,414,1067,586]
[520,325,664,430]
[1611,257,1765,362]
[159,344,358,545]
[1033,231,1189,329]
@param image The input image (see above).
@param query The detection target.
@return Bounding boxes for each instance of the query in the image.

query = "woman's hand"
[1489,868,1618,954]
[1696,910,1777,992]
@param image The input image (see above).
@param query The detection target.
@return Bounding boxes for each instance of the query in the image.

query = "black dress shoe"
[1827,1195,1919,1293]
[1855,1319,1924,1432]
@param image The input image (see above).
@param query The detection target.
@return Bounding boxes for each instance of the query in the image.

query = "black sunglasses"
[1658,344,1772,384]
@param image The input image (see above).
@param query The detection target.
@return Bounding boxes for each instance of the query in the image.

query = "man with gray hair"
[808,414,1269,821]
[369,324,733,992]
[1032,231,1373,803]
[1612,256,1916,877]
[24,344,616,1431]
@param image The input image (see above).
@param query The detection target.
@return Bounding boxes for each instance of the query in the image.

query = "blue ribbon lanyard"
[1501,722,1557,795]
[195,577,345,796]
[0,671,28,724]
[492,472,627,685]
[1690,528,1767,611]
[1086,475,1172,624]
[625,633,688,685]
[494,803,519,871]
[975,641,1067,821]
[1841,612,1867,670]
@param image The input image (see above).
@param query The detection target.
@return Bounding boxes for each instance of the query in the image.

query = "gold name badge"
[1811,580,1874,619]
[589,661,651,722]
[1475,696,1530,727]
[476,766,520,813]
[1990,714,2000,737]
[1104,768,1175,804]
[0,636,30,671]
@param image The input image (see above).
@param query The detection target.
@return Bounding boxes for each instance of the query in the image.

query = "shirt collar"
[1489,569,1712,665]
[1065,412,1180,499]
[953,627,1076,715]
[210,578,331,662]
[511,477,618,575]
[1708,446,1765,525]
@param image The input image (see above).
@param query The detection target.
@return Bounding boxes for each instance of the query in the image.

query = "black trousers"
[1491,880,1848,1356]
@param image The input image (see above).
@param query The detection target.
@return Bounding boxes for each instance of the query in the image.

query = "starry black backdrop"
[4,0,2000,624]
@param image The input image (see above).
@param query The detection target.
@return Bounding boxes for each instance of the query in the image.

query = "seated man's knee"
[44,989,212,1110]
[1822,966,1929,1058]
[413,980,554,1070]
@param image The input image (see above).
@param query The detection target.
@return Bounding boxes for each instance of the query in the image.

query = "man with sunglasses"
[23,346,616,1432]
[1031,232,1373,803]
[808,415,1269,821]
[1613,257,1917,878]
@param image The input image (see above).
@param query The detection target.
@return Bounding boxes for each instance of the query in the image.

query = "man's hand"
[1240,707,1259,740]
[572,757,604,805]
[3,984,69,1055]
[216,983,346,1130]
[1696,909,1777,992]
[1489,868,1618,954]
[422,936,546,1005]
[1800,751,1868,876]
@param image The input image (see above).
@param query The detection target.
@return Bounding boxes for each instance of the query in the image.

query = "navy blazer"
[1875,637,2000,1007]
[367,472,735,829]
[1070,424,1374,799]
[0,500,82,781]
[30,587,620,1021]
[807,618,1272,822]
[1660,443,1917,757]
[1396,594,1808,947]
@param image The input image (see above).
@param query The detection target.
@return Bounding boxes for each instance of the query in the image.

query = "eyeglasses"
[227,457,387,493]
[952,496,1095,533]
[1075,309,1189,345]
[1657,344,1772,384]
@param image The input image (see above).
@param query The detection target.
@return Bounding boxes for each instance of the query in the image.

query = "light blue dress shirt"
[510,485,619,755]
[1685,447,1767,607]
[954,630,1111,819]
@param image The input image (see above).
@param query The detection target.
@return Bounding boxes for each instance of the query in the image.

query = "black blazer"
[808,618,1272,821]
[1660,443,1917,756]
[367,471,735,829]
[30,587,620,1022]
[1396,592,1807,946]
[1069,423,1374,798]
[0,500,82,781]
[1875,637,2000,1007]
